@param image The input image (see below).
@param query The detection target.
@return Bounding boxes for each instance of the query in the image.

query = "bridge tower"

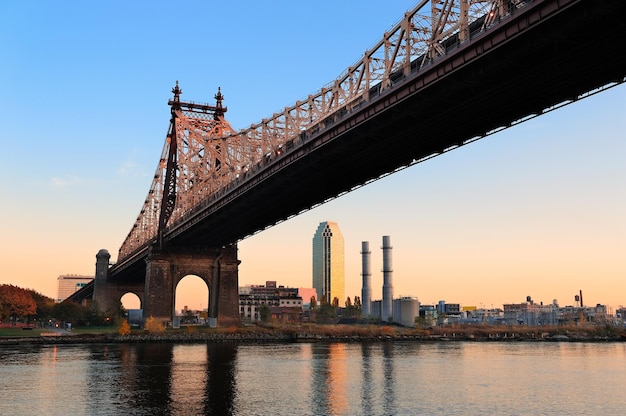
[136,83,241,326]
[93,83,241,327]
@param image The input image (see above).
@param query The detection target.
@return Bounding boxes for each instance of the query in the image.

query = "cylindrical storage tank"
[361,241,372,317]
[381,236,393,322]
[396,297,419,327]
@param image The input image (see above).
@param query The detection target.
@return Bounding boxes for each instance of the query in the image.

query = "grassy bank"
[1,322,625,343]
[0,327,46,338]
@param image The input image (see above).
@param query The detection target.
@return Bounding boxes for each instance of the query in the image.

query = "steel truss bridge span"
[111,0,625,279]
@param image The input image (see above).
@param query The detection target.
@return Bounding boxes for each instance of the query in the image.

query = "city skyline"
[1,2,624,312]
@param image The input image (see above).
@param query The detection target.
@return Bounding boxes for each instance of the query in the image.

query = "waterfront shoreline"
[1,324,625,345]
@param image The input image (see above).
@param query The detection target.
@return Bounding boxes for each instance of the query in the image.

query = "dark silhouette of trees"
[29,289,56,323]
[315,303,336,323]
[343,295,362,318]
[259,304,271,322]
[54,301,86,324]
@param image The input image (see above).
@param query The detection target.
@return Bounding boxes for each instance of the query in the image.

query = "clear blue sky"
[1,1,624,312]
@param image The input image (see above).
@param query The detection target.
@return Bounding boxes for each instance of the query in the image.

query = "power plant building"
[312,221,345,304]
[362,235,420,326]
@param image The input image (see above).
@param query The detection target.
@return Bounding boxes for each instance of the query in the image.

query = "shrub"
[118,319,131,336]
[144,316,166,334]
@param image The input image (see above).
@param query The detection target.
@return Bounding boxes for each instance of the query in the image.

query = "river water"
[0,341,624,415]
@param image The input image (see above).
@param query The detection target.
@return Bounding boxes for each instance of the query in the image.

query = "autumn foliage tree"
[0,284,37,323]
[118,319,131,336]
[144,316,166,334]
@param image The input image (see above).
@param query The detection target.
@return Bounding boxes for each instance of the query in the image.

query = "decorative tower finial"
[215,86,224,103]
[172,80,182,102]
[214,87,226,119]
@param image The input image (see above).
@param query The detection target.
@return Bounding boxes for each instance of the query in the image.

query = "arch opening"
[120,292,142,326]
[175,275,210,325]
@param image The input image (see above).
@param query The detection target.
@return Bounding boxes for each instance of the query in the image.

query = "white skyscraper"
[312,221,345,304]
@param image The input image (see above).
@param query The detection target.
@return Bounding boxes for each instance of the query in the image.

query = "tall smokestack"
[361,241,372,316]
[382,236,393,321]
[579,289,584,308]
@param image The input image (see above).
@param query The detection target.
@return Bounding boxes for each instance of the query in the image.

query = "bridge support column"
[93,249,119,313]
[143,245,240,327]
[93,249,145,315]
[209,245,240,327]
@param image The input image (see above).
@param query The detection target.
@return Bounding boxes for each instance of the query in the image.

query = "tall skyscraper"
[312,221,345,305]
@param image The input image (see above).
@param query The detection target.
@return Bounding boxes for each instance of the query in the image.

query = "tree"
[145,316,166,333]
[29,289,55,323]
[350,296,362,318]
[332,297,339,308]
[316,302,336,323]
[345,297,352,308]
[53,301,85,325]
[259,304,272,322]
[309,295,317,311]
[118,319,131,336]
[0,284,37,323]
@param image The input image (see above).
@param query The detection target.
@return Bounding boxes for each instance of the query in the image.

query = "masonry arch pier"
[93,246,240,327]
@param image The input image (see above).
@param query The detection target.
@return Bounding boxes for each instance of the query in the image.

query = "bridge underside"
[160,0,625,251]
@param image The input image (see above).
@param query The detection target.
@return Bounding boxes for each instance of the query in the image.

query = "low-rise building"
[239,281,305,322]
[57,274,93,303]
